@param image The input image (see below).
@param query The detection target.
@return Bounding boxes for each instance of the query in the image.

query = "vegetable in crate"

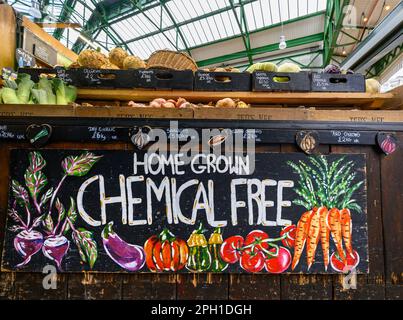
[109,47,129,69]
[186,223,212,272]
[52,78,77,105]
[324,64,341,74]
[144,228,189,272]
[365,78,381,93]
[208,228,228,272]
[100,62,119,70]
[123,55,146,69]
[277,62,301,73]
[246,62,278,73]
[77,49,108,69]
[275,63,301,83]
[1,73,34,104]
[216,98,236,108]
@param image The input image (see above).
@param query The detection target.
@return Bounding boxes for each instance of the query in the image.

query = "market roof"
[9,0,403,74]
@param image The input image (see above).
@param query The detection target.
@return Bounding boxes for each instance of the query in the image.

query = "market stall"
[0,2,402,301]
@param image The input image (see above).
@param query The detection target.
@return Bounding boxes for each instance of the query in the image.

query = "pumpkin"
[144,228,189,272]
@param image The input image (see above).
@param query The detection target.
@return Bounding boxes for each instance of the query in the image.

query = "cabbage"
[16,73,34,103]
[1,87,20,104]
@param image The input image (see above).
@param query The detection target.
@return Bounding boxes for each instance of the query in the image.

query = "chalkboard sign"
[0,125,25,141]
[311,73,365,92]
[17,67,75,85]
[134,69,194,90]
[1,150,368,274]
[16,48,36,68]
[75,69,136,88]
[23,29,57,66]
[194,71,251,91]
[252,71,311,92]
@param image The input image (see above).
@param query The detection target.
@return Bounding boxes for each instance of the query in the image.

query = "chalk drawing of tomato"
[330,250,360,272]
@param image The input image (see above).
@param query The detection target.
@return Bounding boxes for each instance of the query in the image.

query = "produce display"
[0,73,77,105]
[126,97,249,109]
[74,48,146,70]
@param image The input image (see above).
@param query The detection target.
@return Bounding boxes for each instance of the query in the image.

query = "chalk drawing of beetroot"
[8,151,101,270]
[40,151,102,270]
[8,151,51,267]
[42,235,70,270]
[102,222,145,271]
[13,230,44,267]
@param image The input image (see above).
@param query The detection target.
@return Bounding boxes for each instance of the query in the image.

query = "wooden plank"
[176,274,228,300]
[2,105,403,124]
[77,89,394,108]
[22,17,78,62]
[0,105,75,117]
[122,274,176,300]
[229,274,280,300]
[386,85,403,110]
[194,107,308,121]
[281,274,333,299]
[385,284,403,299]
[74,106,194,119]
[14,273,67,300]
[67,273,122,300]
[35,23,81,29]
[0,4,16,72]
[332,145,385,300]
[0,272,15,299]
[381,132,403,286]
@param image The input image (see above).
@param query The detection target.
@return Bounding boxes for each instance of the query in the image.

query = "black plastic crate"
[194,71,251,91]
[18,67,137,88]
[74,68,136,88]
[18,67,77,85]
[134,69,194,90]
[311,73,365,92]
[252,71,311,92]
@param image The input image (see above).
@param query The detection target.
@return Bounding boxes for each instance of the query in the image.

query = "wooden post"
[0,4,17,72]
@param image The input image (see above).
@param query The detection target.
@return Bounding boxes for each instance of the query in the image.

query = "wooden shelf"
[77,89,395,109]
[1,105,403,123]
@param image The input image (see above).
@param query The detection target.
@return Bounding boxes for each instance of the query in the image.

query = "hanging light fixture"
[279,35,287,50]
[277,0,287,51]
[29,0,42,19]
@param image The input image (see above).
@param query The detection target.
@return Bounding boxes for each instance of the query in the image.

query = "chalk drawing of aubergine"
[101,221,145,271]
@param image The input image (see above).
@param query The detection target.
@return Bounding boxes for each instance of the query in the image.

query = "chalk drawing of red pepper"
[102,222,145,272]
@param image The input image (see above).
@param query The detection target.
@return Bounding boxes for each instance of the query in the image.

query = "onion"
[176,97,187,108]
[216,98,236,108]
[162,102,176,108]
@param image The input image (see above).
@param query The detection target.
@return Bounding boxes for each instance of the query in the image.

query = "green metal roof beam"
[369,44,402,77]
[324,0,350,65]
[114,0,259,46]
[229,0,253,65]
[197,33,324,66]
[88,0,132,53]
[235,50,323,69]
[53,0,77,40]
[72,0,159,52]
[159,0,191,55]
[129,0,181,51]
